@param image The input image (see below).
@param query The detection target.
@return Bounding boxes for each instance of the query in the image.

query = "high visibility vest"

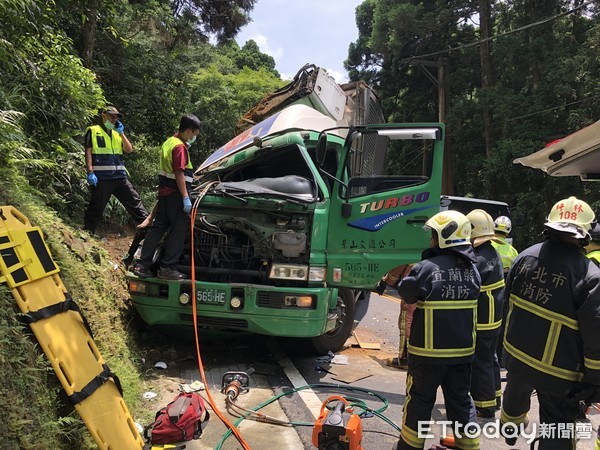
[587,249,600,267]
[491,238,519,273]
[87,125,126,179]
[400,250,481,364]
[158,136,193,192]
[504,240,600,390]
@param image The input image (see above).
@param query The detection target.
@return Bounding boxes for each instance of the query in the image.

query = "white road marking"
[266,339,322,420]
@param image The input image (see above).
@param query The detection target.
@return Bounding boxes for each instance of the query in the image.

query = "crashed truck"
[128,64,446,353]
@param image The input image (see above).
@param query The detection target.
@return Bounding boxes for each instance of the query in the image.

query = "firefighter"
[500,196,600,449]
[396,211,481,450]
[375,264,415,370]
[466,209,505,418]
[490,215,519,275]
[585,223,600,267]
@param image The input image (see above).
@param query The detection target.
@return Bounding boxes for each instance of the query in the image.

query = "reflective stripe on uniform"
[500,409,528,426]
[158,169,193,183]
[410,299,477,358]
[401,374,427,448]
[478,278,505,331]
[506,294,584,381]
[92,165,126,171]
[511,294,578,330]
[504,340,582,382]
[474,398,497,408]
[584,357,600,371]
[454,434,480,450]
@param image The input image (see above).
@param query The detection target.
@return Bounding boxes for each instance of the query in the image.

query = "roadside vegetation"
[0,0,599,447]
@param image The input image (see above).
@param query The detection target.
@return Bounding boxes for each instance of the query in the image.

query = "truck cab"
[128,68,445,353]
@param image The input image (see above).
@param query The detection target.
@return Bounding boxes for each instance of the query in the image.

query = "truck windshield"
[345,128,437,198]
[200,144,318,203]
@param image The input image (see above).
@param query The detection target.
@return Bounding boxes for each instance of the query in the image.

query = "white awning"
[513,120,600,181]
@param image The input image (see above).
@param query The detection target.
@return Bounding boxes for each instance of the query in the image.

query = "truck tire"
[309,288,355,355]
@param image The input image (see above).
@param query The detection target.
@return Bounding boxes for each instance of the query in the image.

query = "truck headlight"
[269,264,309,281]
[129,280,147,294]
[284,295,314,308]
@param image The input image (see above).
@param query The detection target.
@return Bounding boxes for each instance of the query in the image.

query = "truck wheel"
[309,288,355,355]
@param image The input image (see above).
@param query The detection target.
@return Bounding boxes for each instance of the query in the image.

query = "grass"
[0,168,147,448]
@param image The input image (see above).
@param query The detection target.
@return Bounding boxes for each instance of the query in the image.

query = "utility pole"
[400,58,453,195]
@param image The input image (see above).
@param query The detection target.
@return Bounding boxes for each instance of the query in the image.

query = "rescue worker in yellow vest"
[585,223,600,267]
[466,209,505,418]
[133,114,202,280]
[491,216,519,275]
[491,215,519,370]
[84,106,148,234]
[500,196,600,449]
[396,211,481,450]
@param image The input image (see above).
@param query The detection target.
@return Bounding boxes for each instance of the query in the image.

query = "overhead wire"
[403,1,593,62]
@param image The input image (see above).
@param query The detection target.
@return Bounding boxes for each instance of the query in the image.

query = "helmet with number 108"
[545,196,596,239]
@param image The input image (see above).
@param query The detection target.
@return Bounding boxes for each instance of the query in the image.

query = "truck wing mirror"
[316,133,328,167]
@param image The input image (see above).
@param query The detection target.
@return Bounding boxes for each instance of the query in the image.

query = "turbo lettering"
[359,191,430,214]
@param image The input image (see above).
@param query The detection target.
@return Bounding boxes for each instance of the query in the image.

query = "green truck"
[128,65,446,353]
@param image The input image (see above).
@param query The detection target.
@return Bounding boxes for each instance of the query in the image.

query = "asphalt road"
[139,289,600,449]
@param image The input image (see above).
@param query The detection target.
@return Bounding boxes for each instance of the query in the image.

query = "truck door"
[325,125,444,288]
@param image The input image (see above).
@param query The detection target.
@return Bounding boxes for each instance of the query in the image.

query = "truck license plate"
[196,288,226,304]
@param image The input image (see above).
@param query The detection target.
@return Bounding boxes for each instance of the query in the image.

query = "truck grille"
[179,314,248,329]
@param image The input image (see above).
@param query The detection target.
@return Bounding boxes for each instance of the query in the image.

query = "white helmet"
[545,196,596,240]
[424,211,472,249]
[467,209,499,247]
[494,216,512,235]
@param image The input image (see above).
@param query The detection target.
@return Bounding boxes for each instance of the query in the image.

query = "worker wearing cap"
[84,106,148,234]
[500,196,600,449]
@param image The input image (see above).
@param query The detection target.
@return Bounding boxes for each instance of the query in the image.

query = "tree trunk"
[479,0,495,159]
[81,0,99,69]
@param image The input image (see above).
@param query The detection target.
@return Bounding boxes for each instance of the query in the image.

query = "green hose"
[215,382,399,449]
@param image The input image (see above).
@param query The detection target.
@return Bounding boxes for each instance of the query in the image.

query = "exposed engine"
[190,210,310,284]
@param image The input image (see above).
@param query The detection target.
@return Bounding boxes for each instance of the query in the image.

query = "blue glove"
[87,172,98,187]
[115,120,125,134]
[183,196,192,213]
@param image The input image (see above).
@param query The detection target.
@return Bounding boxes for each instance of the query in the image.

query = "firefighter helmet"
[545,196,596,239]
[467,209,499,247]
[494,216,512,235]
[425,211,472,249]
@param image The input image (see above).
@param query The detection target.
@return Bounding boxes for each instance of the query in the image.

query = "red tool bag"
[144,392,210,445]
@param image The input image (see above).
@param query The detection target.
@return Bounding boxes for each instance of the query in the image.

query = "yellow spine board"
[0,206,144,450]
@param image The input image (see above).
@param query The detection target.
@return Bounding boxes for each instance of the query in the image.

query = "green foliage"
[189,65,285,161]
[347,0,600,247]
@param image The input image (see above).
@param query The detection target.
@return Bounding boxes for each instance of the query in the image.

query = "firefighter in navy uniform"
[466,209,505,418]
[396,211,481,450]
[500,196,600,449]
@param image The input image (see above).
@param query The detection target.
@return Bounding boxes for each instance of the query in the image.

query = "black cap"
[102,106,123,118]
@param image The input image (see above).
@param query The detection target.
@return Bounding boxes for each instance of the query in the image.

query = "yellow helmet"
[545,196,596,239]
[467,209,499,247]
[494,216,512,235]
[425,210,472,249]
